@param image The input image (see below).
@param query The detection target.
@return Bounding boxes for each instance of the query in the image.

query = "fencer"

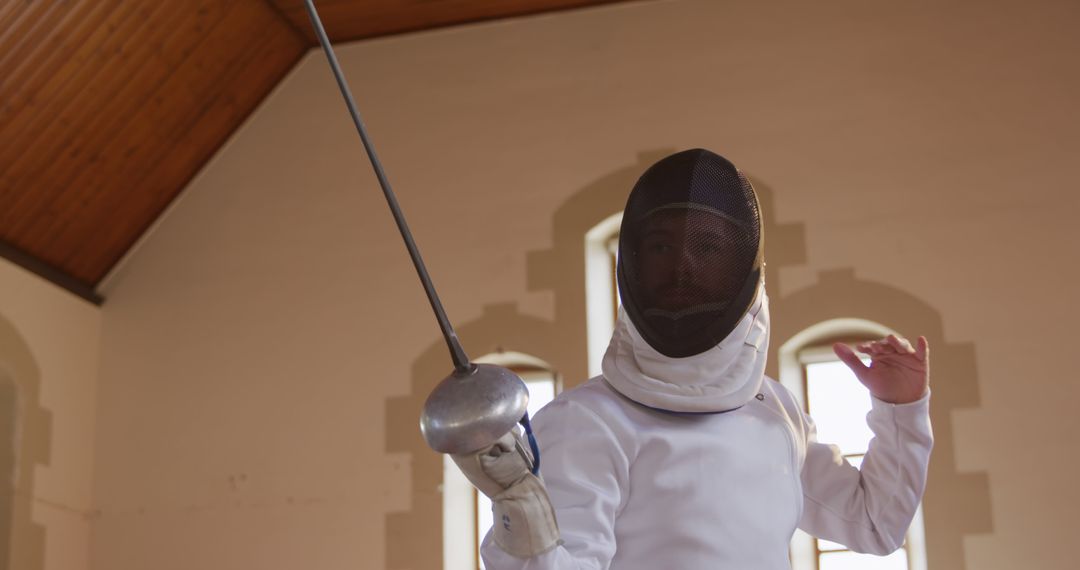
[453,149,933,569]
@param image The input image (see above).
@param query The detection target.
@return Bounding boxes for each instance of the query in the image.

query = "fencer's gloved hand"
[451,429,561,558]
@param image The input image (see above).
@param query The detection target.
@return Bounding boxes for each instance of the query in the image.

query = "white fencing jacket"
[480,376,933,569]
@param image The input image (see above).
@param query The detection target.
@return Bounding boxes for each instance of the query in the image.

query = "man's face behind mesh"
[635,209,746,314]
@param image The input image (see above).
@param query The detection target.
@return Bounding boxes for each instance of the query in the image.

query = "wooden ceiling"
[0,0,627,304]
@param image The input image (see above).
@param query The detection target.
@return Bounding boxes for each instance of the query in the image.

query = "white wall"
[94,0,1080,568]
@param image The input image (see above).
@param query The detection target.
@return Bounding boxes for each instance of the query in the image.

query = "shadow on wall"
[0,313,50,570]
[753,177,994,570]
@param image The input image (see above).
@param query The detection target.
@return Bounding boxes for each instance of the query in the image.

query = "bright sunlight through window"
[782,324,926,570]
[804,352,909,570]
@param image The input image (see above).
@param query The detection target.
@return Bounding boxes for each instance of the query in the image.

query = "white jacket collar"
[601,283,770,413]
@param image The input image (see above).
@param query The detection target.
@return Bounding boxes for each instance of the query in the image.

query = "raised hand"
[833,335,930,404]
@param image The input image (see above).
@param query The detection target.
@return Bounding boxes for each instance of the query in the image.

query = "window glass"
[806,360,874,455]
[524,380,555,420]
[819,549,908,570]
[817,538,846,552]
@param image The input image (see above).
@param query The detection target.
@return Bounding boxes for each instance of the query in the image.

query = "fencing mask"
[617,148,763,358]
[603,149,768,413]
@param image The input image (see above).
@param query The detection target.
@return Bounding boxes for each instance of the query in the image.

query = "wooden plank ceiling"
[0,0,626,303]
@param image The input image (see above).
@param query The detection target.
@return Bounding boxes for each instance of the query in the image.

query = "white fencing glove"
[451,429,561,558]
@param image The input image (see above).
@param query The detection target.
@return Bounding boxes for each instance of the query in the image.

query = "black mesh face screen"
[617,149,763,358]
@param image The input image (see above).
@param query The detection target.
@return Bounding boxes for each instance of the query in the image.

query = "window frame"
[780,320,927,570]
[584,212,623,377]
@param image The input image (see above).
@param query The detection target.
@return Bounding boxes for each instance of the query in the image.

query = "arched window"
[442,352,561,570]
[780,319,928,570]
[584,213,622,377]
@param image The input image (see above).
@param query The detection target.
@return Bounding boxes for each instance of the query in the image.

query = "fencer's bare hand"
[833,335,929,404]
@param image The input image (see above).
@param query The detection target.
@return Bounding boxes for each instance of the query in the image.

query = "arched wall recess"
[753,176,993,570]
[0,312,51,570]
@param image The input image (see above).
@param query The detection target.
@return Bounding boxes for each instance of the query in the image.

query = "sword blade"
[302,0,471,373]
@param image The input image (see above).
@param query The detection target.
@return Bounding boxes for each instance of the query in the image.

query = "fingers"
[857,334,915,356]
[887,334,915,354]
[833,343,869,376]
[856,340,889,356]
[916,335,929,362]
